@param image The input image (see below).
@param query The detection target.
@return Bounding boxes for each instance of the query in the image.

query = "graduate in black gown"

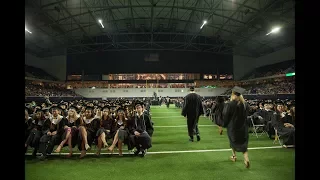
[288,104,295,126]
[54,105,81,157]
[271,102,295,147]
[181,86,204,142]
[211,96,225,135]
[130,101,152,157]
[78,106,100,159]
[222,86,250,168]
[165,96,170,108]
[25,108,44,156]
[107,107,130,156]
[143,108,154,137]
[96,106,115,156]
[38,106,66,160]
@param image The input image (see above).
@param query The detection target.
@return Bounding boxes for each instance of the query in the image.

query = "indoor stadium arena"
[25,0,295,179]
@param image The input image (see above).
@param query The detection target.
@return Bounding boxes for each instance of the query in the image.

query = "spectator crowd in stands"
[241,60,294,80]
[25,65,58,81]
[25,81,77,97]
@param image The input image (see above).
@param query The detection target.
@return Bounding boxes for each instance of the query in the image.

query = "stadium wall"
[232,55,256,80]
[232,46,295,80]
[255,46,295,68]
[25,53,67,81]
[74,88,228,98]
[66,51,233,75]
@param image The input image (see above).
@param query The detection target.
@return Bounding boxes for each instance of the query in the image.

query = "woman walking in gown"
[223,86,250,168]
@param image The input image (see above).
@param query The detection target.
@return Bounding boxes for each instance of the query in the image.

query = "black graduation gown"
[271,112,295,145]
[166,98,170,107]
[25,118,33,142]
[126,118,136,150]
[78,118,100,150]
[223,101,250,152]
[39,116,66,155]
[129,114,152,150]
[62,117,82,148]
[25,118,46,148]
[211,102,224,126]
[25,117,43,155]
[181,93,204,136]
[96,116,116,138]
[143,112,154,137]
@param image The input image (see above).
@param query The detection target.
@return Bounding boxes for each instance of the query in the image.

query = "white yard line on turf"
[152,116,184,118]
[152,116,211,119]
[25,146,284,156]
[154,125,216,127]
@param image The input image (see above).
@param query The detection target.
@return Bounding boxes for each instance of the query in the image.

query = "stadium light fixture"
[98,19,104,28]
[25,27,32,34]
[266,26,281,35]
[200,20,207,29]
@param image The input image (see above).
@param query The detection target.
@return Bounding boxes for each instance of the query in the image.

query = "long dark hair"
[213,96,225,113]
[215,96,225,104]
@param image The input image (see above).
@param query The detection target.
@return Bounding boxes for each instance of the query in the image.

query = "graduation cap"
[124,101,131,106]
[117,107,125,113]
[275,100,284,106]
[102,105,110,111]
[109,105,118,111]
[50,106,62,112]
[85,106,94,111]
[69,105,79,112]
[231,86,246,96]
[134,101,145,107]
[96,106,103,110]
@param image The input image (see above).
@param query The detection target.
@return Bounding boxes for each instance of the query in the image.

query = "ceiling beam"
[183,0,201,32]
[40,5,248,28]
[29,0,76,44]
[215,0,250,35]
[56,0,95,43]
[184,0,224,49]
[128,0,135,29]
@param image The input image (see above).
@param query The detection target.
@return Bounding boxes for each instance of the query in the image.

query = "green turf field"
[25,105,295,180]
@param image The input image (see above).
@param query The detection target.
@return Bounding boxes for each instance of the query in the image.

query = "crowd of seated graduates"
[246,99,295,147]
[25,98,154,160]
